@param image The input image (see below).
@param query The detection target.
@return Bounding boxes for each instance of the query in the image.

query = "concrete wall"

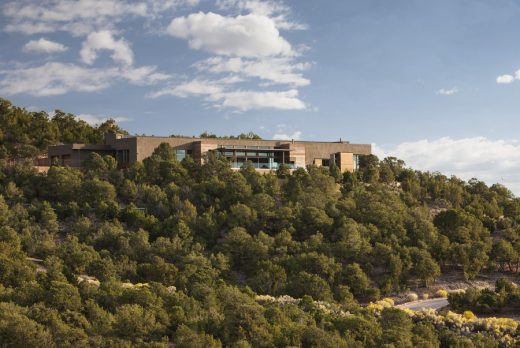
[48,144,114,167]
[132,136,371,166]
[47,134,372,171]
[301,142,371,166]
[135,137,195,162]
[337,152,354,172]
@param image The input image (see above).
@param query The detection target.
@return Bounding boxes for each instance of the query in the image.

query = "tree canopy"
[0,98,518,346]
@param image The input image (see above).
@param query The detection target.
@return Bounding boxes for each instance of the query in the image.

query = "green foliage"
[448,278,520,315]
[0,98,126,161]
[0,98,518,346]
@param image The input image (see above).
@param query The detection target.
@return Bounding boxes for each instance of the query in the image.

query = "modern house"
[48,133,372,173]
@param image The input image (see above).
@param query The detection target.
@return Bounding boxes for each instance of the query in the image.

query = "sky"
[2,0,520,193]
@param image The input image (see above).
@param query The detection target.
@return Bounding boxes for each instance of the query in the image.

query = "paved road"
[397,297,448,311]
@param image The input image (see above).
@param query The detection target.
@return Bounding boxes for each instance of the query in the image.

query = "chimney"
[104,133,123,145]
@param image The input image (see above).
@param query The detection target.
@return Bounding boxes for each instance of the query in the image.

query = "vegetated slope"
[0,98,125,161]
[0,98,519,347]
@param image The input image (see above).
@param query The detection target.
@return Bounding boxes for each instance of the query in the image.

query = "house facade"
[48,133,372,172]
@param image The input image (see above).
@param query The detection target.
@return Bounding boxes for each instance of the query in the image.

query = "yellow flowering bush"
[435,289,448,297]
[463,310,476,320]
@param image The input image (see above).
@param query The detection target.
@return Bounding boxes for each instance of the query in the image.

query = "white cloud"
[0,62,169,96]
[2,0,200,36]
[23,38,68,54]
[77,113,130,125]
[436,87,458,96]
[149,79,305,111]
[216,89,305,111]
[146,0,200,14]
[375,137,520,195]
[3,0,147,36]
[80,30,133,66]
[273,130,302,140]
[163,5,310,111]
[195,56,310,87]
[497,74,515,84]
[496,68,520,84]
[216,0,306,30]
[148,79,225,98]
[167,12,293,57]
[272,124,302,140]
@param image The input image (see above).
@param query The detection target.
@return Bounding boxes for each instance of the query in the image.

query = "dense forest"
[1,97,520,347]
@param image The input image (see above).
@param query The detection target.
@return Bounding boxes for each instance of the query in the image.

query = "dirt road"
[397,297,448,311]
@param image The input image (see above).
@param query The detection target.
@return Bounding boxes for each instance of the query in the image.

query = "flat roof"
[133,135,360,145]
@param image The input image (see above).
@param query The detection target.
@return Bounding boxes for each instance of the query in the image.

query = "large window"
[215,146,294,170]
[175,149,186,161]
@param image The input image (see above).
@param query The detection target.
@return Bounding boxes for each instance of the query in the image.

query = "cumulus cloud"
[496,68,520,84]
[80,31,133,66]
[149,78,305,111]
[164,3,310,111]
[3,0,146,36]
[148,79,226,98]
[375,137,520,195]
[77,113,131,125]
[4,0,310,111]
[273,130,302,140]
[436,87,458,96]
[272,124,302,140]
[2,0,200,36]
[216,0,307,30]
[496,74,515,84]
[217,89,305,111]
[0,62,169,96]
[167,12,293,57]
[195,56,310,87]
[23,38,68,54]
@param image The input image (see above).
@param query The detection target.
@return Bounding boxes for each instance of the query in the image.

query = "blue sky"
[2,0,520,192]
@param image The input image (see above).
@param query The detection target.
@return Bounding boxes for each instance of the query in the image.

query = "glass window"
[175,149,186,161]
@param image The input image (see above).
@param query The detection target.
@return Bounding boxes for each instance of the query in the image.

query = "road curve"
[397,297,448,311]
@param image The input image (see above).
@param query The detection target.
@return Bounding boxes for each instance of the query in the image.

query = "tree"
[175,324,222,348]
[249,261,287,295]
[491,240,517,272]
[412,322,440,348]
[288,271,333,301]
[113,304,162,340]
[81,178,117,207]
[46,280,82,311]
[341,263,378,301]
[276,163,291,179]
[379,308,413,347]
[0,302,54,347]
[44,166,82,202]
[410,248,441,286]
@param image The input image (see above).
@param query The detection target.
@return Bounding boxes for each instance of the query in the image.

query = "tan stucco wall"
[48,135,372,169]
[133,136,371,165]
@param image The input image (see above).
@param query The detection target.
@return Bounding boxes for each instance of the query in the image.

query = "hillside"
[0,99,519,347]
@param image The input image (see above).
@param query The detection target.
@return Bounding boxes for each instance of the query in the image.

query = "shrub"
[382,297,395,306]
[436,289,448,298]
[406,292,418,302]
[463,310,476,320]
[422,293,429,300]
